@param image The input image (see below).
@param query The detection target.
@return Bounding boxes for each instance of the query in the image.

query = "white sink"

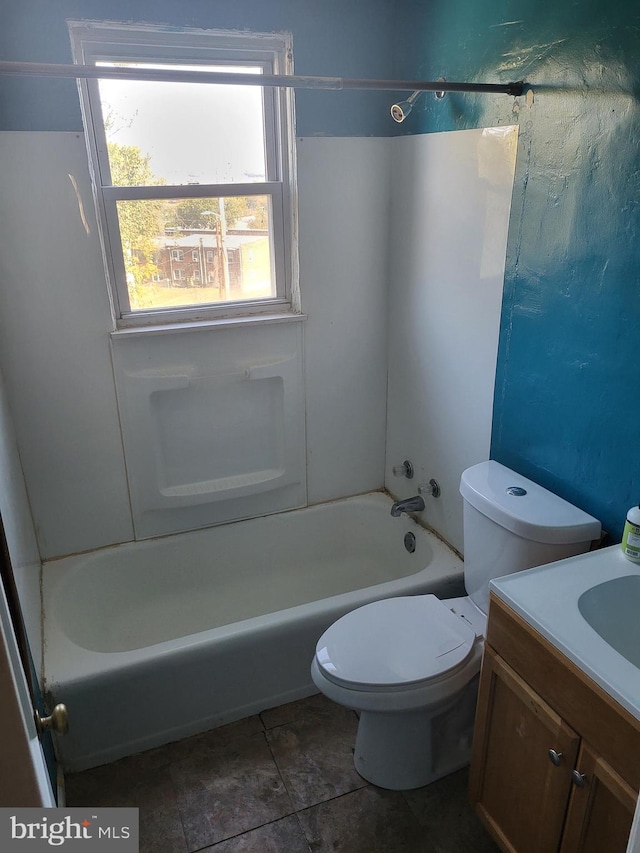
[490,545,640,720]
[578,575,640,669]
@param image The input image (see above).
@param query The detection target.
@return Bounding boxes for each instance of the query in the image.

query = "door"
[0,514,56,806]
[470,645,580,853]
[560,741,636,853]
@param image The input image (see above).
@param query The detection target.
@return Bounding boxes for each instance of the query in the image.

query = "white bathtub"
[43,492,464,771]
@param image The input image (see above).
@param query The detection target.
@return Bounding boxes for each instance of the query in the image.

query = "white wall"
[0,132,134,559]
[298,137,389,504]
[385,127,518,553]
[111,320,307,539]
[0,366,42,679]
[0,132,389,559]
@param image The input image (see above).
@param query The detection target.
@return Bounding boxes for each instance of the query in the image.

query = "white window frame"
[69,20,297,328]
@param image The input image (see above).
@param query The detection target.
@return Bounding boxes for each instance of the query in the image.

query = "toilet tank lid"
[460,461,601,545]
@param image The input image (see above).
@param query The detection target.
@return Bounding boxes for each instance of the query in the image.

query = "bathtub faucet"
[390,495,426,517]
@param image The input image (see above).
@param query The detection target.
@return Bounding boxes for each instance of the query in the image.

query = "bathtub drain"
[404,532,416,553]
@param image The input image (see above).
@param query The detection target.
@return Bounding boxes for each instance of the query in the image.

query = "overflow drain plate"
[404,532,416,553]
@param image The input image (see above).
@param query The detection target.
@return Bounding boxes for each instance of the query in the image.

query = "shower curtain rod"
[0,60,525,96]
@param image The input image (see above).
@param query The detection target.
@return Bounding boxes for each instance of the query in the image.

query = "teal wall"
[2,0,639,539]
[0,0,395,136]
[394,0,640,540]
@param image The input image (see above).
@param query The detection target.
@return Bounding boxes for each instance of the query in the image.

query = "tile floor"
[65,694,499,852]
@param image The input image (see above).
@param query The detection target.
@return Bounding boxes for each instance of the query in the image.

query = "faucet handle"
[419,479,441,498]
[392,460,414,479]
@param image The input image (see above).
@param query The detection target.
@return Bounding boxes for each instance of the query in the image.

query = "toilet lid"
[315,595,477,691]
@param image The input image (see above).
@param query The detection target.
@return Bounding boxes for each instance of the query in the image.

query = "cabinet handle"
[548,749,563,766]
[571,770,587,788]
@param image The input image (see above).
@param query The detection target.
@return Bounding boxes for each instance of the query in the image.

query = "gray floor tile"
[202,814,311,852]
[297,786,430,853]
[164,715,265,762]
[260,692,338,729]
[64,697,496,853]
[66,759,187,852]
[402,768,500,853]
[266,702,365,809]
[136,780,189,853]
[170,730,294,849]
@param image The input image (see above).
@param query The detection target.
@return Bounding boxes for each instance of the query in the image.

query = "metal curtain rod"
[0,60,525,96]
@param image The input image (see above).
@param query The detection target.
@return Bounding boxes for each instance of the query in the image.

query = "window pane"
[115,195,274,311]
[98,64,267,186]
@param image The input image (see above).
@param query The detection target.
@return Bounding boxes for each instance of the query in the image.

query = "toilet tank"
[460,461,601,614]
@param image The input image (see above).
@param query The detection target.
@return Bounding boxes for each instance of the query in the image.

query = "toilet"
[311,461,601,790]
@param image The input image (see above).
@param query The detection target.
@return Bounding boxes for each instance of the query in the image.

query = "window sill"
[110,310,306,339]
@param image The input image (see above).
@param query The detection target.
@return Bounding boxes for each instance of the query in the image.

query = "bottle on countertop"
[621,504,640,563]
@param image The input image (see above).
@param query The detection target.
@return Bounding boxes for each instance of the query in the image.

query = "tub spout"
[390,495,426,517]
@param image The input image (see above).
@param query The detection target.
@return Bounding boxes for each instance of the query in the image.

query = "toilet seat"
[314,595,477,692]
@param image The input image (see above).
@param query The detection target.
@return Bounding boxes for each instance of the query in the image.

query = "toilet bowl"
[312,593,485,789]
[311,461,602,791]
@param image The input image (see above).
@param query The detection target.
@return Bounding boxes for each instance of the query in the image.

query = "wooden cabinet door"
[469,645,580,853]
[560,741,636,853]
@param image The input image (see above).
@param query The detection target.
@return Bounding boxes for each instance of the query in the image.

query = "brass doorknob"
[35,704,69,736]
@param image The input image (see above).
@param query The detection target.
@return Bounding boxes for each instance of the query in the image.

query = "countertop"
[490,544,640,721]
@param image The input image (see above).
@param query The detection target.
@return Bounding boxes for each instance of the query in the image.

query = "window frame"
[69,20,297,328]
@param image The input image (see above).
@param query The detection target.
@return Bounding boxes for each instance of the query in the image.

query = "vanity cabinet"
[469,594,640,853]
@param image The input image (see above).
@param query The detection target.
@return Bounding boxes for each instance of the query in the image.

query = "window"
[69,21,296,326]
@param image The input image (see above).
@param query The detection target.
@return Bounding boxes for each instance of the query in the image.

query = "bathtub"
[42,492,464,771]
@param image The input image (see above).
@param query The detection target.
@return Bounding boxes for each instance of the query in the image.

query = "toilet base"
[353,675,479,790]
